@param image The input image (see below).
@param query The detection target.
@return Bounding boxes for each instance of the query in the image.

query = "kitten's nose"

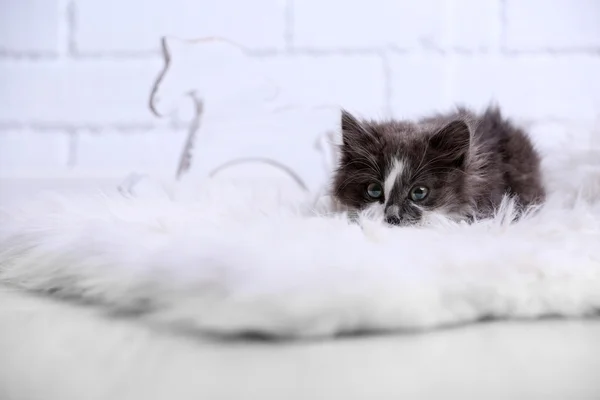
[385,205,401,225]
[386,215,401,225]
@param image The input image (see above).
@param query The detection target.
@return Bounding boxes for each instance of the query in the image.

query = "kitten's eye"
[366,183,383,199]
[410,186,429,201]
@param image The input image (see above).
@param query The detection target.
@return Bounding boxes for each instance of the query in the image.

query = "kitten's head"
[332,110,473,226]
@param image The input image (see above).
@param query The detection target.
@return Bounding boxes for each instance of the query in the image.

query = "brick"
[0,0,60,54]
[389,54,451,119]
[75,0,286,54]
[447,0,501,50]
[449,55,600,120]
[505,0,600,50]
[259,54,387,117]
[293,0,444,49]
[74,128,187,175]
[0,59,164,126]
[0,130,70,176]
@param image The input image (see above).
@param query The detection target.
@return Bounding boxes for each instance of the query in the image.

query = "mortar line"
[284,0,295,52]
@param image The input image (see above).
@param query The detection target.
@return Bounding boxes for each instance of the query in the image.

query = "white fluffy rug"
[1,149,600,339]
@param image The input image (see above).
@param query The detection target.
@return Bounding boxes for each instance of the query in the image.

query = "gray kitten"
[332,106,545,225]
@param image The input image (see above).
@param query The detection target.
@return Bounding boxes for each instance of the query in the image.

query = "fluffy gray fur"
[332,106,546,225]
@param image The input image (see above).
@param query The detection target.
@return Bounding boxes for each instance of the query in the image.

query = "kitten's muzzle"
[384,204,418,226]
[386,215,402,226]
[384,205,402,226]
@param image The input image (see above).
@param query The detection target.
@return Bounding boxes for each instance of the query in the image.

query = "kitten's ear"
[340,110,375,147]
[429,120,471,166]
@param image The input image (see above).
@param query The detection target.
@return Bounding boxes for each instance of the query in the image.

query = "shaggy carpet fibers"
[1,148,600,339]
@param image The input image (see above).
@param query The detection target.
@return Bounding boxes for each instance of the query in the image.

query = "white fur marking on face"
[384,158,404,201]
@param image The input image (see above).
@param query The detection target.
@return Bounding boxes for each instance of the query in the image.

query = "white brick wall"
[0,0,61,56]
[258,54,387,116]
[75,0,287,54]
[0,59,163,126]
[293,0,446,50]
[75,128,188,176]
[0,0,599,178]
[504,0,600,50]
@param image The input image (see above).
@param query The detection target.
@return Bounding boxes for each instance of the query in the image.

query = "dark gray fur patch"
[332,106,546,225]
